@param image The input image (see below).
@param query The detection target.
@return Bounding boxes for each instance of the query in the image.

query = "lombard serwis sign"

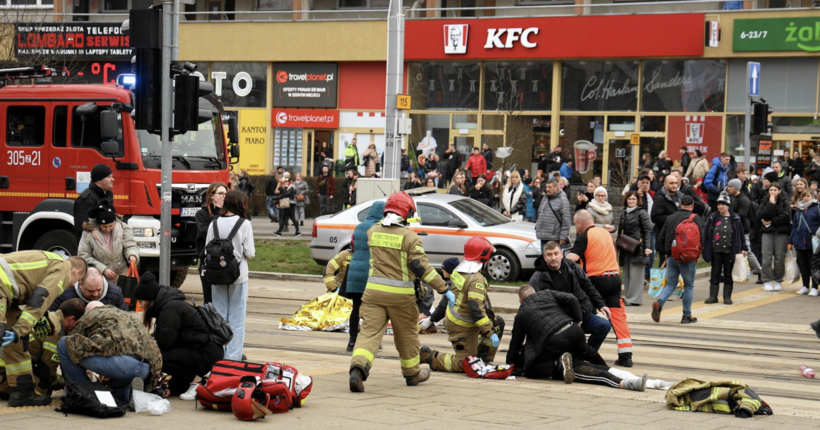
[16,23,131,59]
[273,63,338,108]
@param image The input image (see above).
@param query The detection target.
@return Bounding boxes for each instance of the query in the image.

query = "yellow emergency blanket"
[279,293,353,331]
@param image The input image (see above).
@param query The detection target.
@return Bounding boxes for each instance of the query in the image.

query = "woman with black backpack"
[205,190,255,361]
[136,272,224,400]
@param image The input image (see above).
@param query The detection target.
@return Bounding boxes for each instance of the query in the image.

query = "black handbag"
[117,261,139,311]
[616,234,641,253]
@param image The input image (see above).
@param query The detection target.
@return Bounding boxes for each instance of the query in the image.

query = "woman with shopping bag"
[618,191,653,306]
[702,192,748,305]
[78,198,139,284]
[788,190,820,295]
[758,180,792,292]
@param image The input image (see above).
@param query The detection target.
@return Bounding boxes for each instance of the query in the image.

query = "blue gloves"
[444,290,456,308]
[333,288,340,293]
[2,330,17,348]
[489,333,500,348]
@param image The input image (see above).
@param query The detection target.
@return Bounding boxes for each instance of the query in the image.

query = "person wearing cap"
[703,153,732,213]
[73,163,115,240]
[758,180,791,292]
[652,195,704,324]
[727,177,762,279]
[135,272,224,400]
[702,192,748,305]
[77,199,139,284]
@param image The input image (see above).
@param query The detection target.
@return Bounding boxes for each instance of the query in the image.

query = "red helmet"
[464,236,495,263]
[384,191,416,219]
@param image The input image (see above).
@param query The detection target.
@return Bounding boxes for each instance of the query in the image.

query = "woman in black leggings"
[273,173,301,237]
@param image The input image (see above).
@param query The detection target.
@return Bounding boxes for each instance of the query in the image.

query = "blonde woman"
[501,171,527,221]
[449,171,468,196]
[655,151,671,175]
[363,143,379,177]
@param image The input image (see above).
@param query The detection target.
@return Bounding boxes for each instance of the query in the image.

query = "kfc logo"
[276,111,288,125]
[685,116,705,144]
[444,24,468,55]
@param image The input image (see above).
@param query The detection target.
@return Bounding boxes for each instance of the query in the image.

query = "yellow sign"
[630,134,640,146]
[397,94,411,110]
[238,109,269,175]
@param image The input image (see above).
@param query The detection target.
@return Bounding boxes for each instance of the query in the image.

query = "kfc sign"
[484,28,539,49]
[271,109,339,128]
[444,24,468,54]
[686,116,705,144]
[667,115,722,159]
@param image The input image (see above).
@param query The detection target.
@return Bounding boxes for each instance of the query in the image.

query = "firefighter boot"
[8,388,51,407]
[419,346,434,368]
[704,285,719,304]
[405,368,431,387]
[723,285,734,305]
[349,366,366,393]
[615,352,633,368]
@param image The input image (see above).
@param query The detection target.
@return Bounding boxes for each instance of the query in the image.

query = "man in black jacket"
[506,286,647,391]
[444,144,461,183]
[48,267,128,312]
[265,169,280,222]
[482,142,493,170]
[679,146,691,175]
[652,196,704,325]
[73,164,115,240]
[651,174,683,265]
[528,242,611,352]
[772,161,794,201]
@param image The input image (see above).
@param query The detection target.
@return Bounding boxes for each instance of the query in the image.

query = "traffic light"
[751,99,773,137]
[129,8,162,133]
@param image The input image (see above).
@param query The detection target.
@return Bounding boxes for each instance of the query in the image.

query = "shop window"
[725,115,747,163]
[6,0,53,5]
[453,114,477,130]
[338,0,389,8]
[408,62,480,110]
[6,106,45,147]
[257,0,292,9]
[409,113,450,169]
[484,62,553,111]
[608,116,636,132]
[641,116,666,132]
[642,59,725,113]
[53,106,67,148]
[772,117,820,134]
[726,58,818,113]
[102,0,128,11]
[558,115,603,182]
[562,61,638,112]
[211,62,267,108]
[273,128,303,173]
[482,115,504,131]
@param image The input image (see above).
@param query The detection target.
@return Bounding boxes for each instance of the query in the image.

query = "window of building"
[257,0,292,9]
[557,115,603,181]
[481,115,504,131]
[772,117,820,134]
[642,59,725,113]
[641,116,666,132]
[726,114,748,165]
[562,61,639,112]
[53,106,67,147]
[6,106,45,147]
[2,0,53,6]
[102,0,128,11]
[71,106,124,156]
[210,62,267,108]
[338,0,389,8]
[484,62,553,111]
[408,62,480,110]
[726,58,818,114]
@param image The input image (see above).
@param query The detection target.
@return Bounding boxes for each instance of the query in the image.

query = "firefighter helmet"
[384,191,416,219]
[464,236,495,263]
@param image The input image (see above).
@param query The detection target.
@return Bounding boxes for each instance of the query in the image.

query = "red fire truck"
[0,66,238,287]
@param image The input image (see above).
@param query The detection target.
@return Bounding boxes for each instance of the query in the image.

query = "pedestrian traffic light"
[128,7,162,133]
[751,99,773,137]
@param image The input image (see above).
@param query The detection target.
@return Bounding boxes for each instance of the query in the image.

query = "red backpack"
[462,356,515,380]
[671,214,702,263]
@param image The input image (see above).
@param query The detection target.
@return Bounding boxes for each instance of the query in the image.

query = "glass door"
[603,135,632,188]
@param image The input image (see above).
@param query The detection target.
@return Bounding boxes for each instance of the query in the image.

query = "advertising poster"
[272,62,338,108]
[238,109,269,175]
[16,23,131,59]
[666,116,723,160]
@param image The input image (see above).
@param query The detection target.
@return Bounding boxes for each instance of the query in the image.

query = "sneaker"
[273,231,282,237]
[651,301,662,323]
[560,353,575,384]
[797,287,810,295]
[774,282,782,291]
[681,316,698,324]
[300,221,304,227]
[179,383,199,400]
[756,278,764,285]
[129,377,144,411]
[763,282,773,291]
[295,232,302,237]
[810,289,820,297]
[811,321,820,339]
[623,373,647,392]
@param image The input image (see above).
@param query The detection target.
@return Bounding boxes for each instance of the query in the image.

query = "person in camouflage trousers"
[56,301,164,405]
[0,251,87,407]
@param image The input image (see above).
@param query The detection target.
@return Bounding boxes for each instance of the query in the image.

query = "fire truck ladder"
[0,65,70,87]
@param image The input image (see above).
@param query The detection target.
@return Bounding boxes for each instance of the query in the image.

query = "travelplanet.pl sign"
[271,109,339,128]
[734,17,820,52]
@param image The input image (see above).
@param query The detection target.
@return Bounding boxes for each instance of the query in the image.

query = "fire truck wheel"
[171,268,188,289]
[32,230,78,259]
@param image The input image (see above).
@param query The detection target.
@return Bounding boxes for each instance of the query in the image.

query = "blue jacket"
[346,201,385,294]
[703,157,729,202]
[789,202,820,250]
[48,278,129,312]
[559,163,573,180]
[524,183,535,219]
[702,210,748,264]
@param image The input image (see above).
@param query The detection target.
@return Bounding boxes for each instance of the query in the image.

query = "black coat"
[238,177,255,195]
[808,162,820,184]
[656,158,672,175]
[506,289,582,371]
[729,191,753,234]
[758,197,791,235]
[658,210,704,255]
[650,187,683,235]
[528,257,606,320]
[482,149,494,170]
[470,186,492,206]
[49,279,128,312]
[617,207,652,266]
[532,185,544,212]
[265,177,279,196]
[195,206,219,257]
[791,157,805,177]
[73,184,114,240]
[444,151,461,179]
[680,152,691,175]
[403,180,422,191]
[151,287,210,351]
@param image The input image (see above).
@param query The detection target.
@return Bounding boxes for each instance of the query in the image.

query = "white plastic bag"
[132,390,172,415]
[732,254,748,283]
[784,250,801,285]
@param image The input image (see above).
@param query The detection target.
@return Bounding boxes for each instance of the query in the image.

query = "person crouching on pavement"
[418,257,460,335]
[421,237,504,372]
[135,272,224,400]
[506,286,649,391]
[56,298,165,406]
[702,192,748,305]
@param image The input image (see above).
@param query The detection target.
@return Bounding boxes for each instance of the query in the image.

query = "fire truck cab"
[0,72,237,287]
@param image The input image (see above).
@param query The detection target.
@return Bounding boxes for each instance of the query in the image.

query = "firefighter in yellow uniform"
[0,332,63,400]
[0,251,87,406]
[349,192,455,392]
[323,247,353,292]
[420,236,503,373]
